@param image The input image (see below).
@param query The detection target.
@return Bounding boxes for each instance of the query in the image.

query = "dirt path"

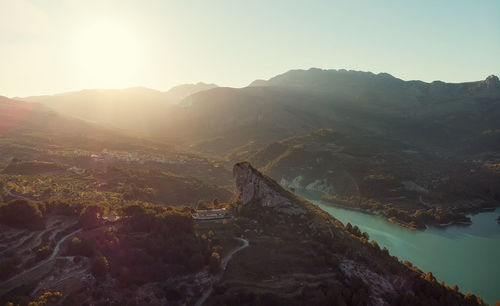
[0,232,35,256]
[220,237,249,271]
[7,190,40,203]
[50,228,82,260]
[195,237,249,306]
[0,228,82,296]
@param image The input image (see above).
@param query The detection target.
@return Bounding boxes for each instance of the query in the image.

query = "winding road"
[0,228,82,295]
[6,190,40,203]
[195,237,249,306]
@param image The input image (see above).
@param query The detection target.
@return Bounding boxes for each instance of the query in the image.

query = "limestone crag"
[233,162,306,215]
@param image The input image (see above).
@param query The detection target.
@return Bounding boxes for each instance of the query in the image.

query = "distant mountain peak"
[248,68,401,89]
[164,82,218,103]
[485,74,499,81]
[484,74,500,87]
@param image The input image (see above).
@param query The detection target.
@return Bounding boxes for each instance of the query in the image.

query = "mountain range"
[5,69,500,226]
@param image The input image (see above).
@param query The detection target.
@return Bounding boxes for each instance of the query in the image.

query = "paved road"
[195,237,249,306]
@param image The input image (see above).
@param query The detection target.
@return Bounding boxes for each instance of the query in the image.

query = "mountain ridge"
[249,68,499,89]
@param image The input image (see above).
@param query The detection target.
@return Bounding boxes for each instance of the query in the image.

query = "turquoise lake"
[301,192,500,304]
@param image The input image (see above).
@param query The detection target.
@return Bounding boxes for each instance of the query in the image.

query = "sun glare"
[72,21,144,88]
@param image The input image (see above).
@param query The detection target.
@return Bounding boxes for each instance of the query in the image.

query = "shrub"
[80,204,104,229]
[67,236,94,257]
[35,245,52,260]
[209,252,221,273]
[91,255,109,278]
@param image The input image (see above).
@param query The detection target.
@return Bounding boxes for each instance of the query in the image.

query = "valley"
[2,2,499,304]
[1,69,499,305]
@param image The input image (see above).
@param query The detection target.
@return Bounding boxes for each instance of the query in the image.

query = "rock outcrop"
[233,162,306,215]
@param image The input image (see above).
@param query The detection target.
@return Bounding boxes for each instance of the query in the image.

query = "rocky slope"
[233,161,306,216]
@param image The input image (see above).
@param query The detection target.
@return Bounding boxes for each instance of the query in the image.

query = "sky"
[1,0,499,97]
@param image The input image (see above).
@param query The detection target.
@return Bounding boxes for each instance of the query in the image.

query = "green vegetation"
[213,163,486,305]
[241,128,498,229]
[0,199,44,230]
[1,71,498,305]
[60,201,223,288]
[6,291,62,306]
[0,165,230,211]
[2,160,65,175]
[216,196,483,306]
[321,195,472,229]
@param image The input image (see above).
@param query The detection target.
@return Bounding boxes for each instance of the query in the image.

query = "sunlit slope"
[0,96,233,205]
[0,96,171,162]
[19,88,170,135]
[19,84,219,135]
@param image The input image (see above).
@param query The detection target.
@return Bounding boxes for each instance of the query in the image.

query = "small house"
[192,208,228,220]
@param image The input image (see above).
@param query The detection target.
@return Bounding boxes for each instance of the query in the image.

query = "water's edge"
[297,190,500,304]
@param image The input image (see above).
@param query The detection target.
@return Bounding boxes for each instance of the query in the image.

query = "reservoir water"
[301,192,500,304]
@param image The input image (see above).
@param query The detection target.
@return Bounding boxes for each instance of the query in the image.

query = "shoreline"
[295,188,498,230]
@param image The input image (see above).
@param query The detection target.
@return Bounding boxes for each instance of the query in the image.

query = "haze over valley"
[1,1,499,305]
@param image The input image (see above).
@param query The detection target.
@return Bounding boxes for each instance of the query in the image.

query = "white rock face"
[401,181,428,194]
[281,176,332,194]
[305,179,332,193]
[279,176,303,189]
[233,162,306,215]
[340,259,402,306]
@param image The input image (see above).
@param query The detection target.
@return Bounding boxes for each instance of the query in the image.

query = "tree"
[68,236,93,257]
[91,254,109,278]
[24,291,62,306]
[80,204,104,229]
[197,200,211,210]
[189,254,205,272]
[212,198,220,207]
[464,293,484,305]
[209,251,221,273]
[0,199,44,230]
[35,245,52,260]
[345,222,352,232]
[424,272,436,283]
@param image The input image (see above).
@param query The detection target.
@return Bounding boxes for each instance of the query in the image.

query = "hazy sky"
[1,0,499,97]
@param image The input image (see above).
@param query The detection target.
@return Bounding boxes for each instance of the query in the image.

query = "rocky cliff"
[233,161,306,215]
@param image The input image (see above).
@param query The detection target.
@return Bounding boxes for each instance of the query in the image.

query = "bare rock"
[233,162,306,216]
